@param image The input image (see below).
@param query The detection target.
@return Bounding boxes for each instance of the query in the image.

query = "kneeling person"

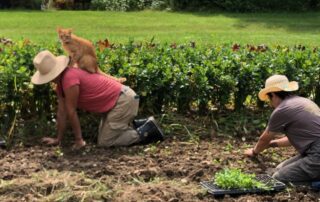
[244,75,320,183]
[31,50,164,149]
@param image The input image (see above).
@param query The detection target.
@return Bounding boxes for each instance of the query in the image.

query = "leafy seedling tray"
[201,174,286,196]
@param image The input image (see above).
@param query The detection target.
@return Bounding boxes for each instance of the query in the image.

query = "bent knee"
[272,171,286,183]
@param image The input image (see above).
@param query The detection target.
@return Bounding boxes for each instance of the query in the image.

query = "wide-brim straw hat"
[258,74,299,101]
[31,50,69,85]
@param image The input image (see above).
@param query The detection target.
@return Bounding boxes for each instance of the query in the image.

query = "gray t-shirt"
[268,95,320,154]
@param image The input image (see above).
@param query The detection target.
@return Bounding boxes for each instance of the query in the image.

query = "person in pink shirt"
[31,50,164,149]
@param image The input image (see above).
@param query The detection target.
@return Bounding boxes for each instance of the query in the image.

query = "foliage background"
[1,0,320,11]
[1,40,320,142]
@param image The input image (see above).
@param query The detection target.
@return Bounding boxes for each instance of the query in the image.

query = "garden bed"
[0,131,319,201]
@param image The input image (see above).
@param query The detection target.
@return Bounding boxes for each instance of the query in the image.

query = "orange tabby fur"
[57,28,126,83]
[57,27,98,73]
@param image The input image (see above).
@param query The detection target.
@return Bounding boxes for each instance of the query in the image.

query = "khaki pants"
[98,86,140,147]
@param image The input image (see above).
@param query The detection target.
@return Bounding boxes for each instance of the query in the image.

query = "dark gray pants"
[272,140,320,183]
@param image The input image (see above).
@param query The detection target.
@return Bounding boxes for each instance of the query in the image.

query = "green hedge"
[1,40,320,139]
[167,0,320,12]
[89,0,320,12]
[90,0,320,11]
[0,0,42,9]
[2,0,319,11]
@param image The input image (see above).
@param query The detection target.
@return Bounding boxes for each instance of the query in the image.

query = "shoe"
[132,117,149,129]
[136,117,164,145]
[312,181,320,190]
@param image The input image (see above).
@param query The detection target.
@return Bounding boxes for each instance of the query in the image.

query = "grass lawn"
[0,10,320,46]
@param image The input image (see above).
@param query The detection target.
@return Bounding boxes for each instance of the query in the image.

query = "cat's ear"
[56,27,62,33]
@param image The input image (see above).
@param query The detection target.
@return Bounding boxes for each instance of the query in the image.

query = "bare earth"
[0,134,319,202]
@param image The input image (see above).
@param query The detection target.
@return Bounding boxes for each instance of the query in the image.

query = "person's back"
[268,95,320,154]
[58,67,122,113]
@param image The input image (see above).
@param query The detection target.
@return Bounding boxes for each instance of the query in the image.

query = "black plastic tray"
[200,174,286,196]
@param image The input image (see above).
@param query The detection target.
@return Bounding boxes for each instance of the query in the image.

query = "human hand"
[244,148,257,157]
[117,77,127,83]
[41,137,60,146]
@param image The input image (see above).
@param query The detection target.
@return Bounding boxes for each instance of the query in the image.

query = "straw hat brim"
[31,56,69,85]
[258,81,299,101]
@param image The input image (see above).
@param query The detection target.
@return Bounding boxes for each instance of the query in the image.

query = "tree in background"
[0,0,42,9]
[0,0,319,12]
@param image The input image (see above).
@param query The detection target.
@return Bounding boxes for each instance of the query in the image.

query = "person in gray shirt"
[244,74,320,183]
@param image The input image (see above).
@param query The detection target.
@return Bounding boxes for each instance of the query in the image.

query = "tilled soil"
[0,136,319,202]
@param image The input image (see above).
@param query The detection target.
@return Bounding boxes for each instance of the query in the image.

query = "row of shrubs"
[1,39,320,139]
[1,0,320,11]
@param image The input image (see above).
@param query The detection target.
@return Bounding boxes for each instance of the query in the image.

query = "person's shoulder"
[284,95,310,106]
[61,67,84,83]
[65,67,80,73]
[281,95,301,104]
[61,67,82,88]
[63,67,81,77]
[272,96,297,115]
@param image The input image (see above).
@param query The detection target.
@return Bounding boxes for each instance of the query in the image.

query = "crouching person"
[244,75,320,183]
[31,50,164,149]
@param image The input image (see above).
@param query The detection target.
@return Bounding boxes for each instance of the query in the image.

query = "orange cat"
[57,27,98,73]
[57,28,126,82]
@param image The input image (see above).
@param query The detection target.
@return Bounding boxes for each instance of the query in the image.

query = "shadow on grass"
[175,11,320,34]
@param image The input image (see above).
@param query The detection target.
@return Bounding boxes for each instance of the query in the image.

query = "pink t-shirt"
[57,67,122,113]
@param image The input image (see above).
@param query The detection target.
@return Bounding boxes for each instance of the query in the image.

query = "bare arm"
[41,94,67,146]
[56,95,67,142]
[244,129,279,157]
[64,85,86,148]
[254,129,277,153]
[269,136,291,147]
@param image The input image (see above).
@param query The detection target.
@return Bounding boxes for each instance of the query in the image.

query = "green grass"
[1,10,320,45]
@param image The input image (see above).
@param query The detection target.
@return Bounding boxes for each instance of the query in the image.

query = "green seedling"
[224,142,233,152]
[214,168,271,190]
[144,144,158,154]
[55,148,64,157]
[212,158,222,166]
